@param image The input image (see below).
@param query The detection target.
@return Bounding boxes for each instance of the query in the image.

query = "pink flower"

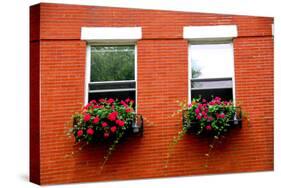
[215,97,221,101]
[99,98,106,103]
[86,128,94,135]
[188,104,192,108]
[101,122,108,127]
[125,98,130,103]
[77,130,83,137]
[202,99,207,103]
[120,100,128,107]
[110,126,117,133]
[206,125,212,131]
[93,105,100,109]
[195,108,200,114]
[83,114,91,122]
[108,111,118,121]
[201,111,206,116]
[90,100,96,104]
[207,116,213,121]
[116,119,125,127]
[196,115,202,120]
[216,113,225,119]
[92,116,100,124]
[216,113,220,119]
[107,98,114,104]
[104,132,110,139]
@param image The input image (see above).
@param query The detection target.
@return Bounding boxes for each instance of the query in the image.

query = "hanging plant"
[166,97,247,168]
[68,98,143,170]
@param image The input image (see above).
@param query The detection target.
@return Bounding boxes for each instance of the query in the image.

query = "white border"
[84,43,138,113]
[81,27,142,43]
[187,41,236,103]
[184,25,238,41]
[84,45,91,104]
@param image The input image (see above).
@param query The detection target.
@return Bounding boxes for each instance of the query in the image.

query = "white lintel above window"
[183,25,238,41]
[81,27,142,43]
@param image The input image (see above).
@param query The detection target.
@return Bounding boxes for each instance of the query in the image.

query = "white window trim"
[184,25,238,41]
[185,25,238,104]
[82,27,141,111]
[187,41,236,104]
[81,27,142,43]
[84,43,138,112]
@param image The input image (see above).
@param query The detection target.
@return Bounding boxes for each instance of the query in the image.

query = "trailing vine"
[166,97,246,168]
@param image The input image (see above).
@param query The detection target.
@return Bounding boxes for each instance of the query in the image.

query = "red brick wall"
[30,3,274,185]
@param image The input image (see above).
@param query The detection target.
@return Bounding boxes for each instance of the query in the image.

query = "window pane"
[190,43,233,79]
[91,45,135,82]
[191,88,233,102]
[191,79,232,89]
[89,81,135,91]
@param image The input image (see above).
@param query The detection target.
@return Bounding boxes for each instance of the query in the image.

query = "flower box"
[70,98,143,144]
[181,97,242,137]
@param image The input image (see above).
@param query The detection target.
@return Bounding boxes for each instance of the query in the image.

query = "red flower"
[125,98,130,103]
[126,108,132,113]
[110,126,117,133]
[202,99,207,103]
[77,130,83,137]
[206,125,212,131]
[87,128,94,135]
[107,98,114,104]
[92,116,100,124]
[104,132,109,139]
[220,113,225,119]
[195,108,200,114]
[83,114,91,122]
[101,122,108,127]
[83,103,91,110]
[108,111,118,121]
[116,119,125,127]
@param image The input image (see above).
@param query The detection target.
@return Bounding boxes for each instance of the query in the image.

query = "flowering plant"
[183,97,241,137]
[166,97,244,168]
[69,98,137,169]
[71,98,135,143]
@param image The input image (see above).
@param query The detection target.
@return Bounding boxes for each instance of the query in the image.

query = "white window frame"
[82,27,141,111]
[85,43,138,113]
[184,25,237,104]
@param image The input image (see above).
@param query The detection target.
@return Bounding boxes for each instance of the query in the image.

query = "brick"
[30,3,274,185]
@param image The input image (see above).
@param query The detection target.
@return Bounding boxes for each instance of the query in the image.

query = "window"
[189,42,235,102]
[87,45,136,104]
